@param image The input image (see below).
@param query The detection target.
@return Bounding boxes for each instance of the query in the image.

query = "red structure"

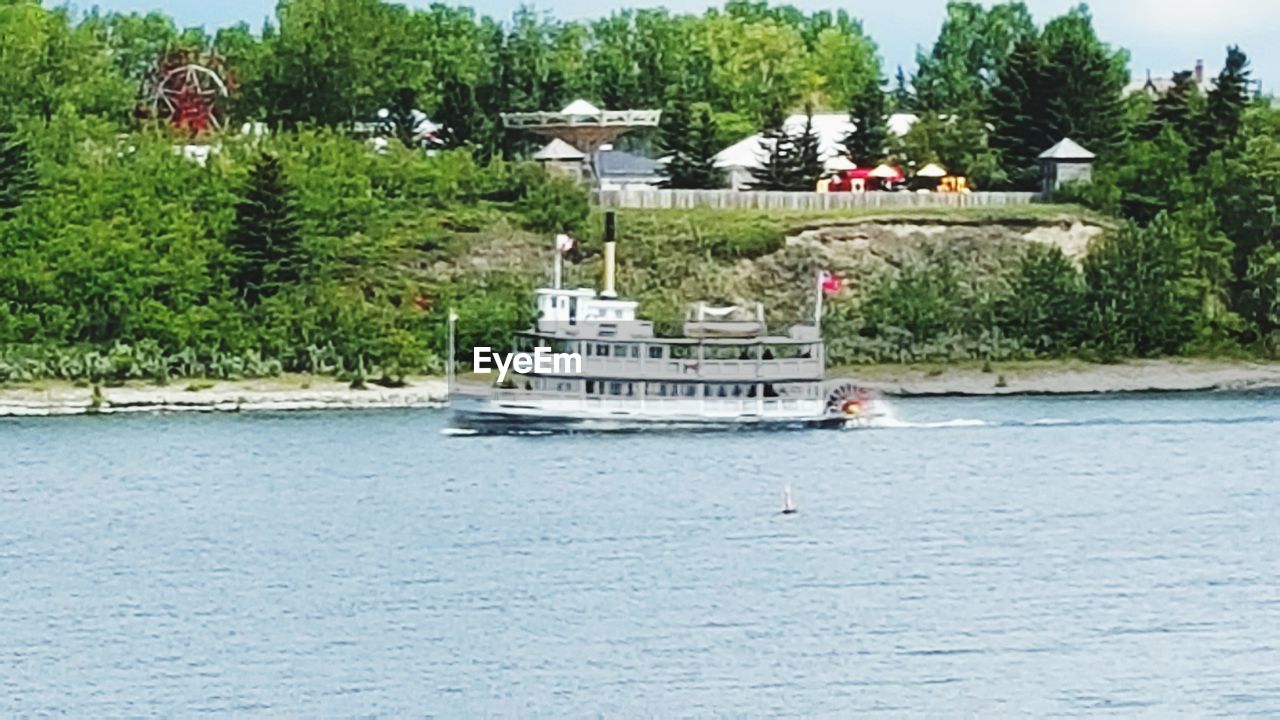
[138,50,235,136]
[826,166,906,193]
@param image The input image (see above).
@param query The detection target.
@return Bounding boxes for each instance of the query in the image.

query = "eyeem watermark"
[473,347,582,382]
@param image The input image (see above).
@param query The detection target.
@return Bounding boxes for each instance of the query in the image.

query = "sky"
[63,0,1278,91]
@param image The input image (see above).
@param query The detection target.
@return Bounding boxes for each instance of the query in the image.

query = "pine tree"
[1196,46,1252,167]
[1138,70,1199,142]
[0,127,34,219]
[227,154,304,305]
[791,110,823,190]
[844,74,888,166]
[658,95,722,189]
[988,11,1127,190]
[891,66,913,112]
[685,105,725,189]
[748,123,797,191]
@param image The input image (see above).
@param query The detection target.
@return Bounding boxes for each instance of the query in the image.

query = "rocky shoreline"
[852,358,1280,396]
[2,360,1278,417]
[0,377,448,417]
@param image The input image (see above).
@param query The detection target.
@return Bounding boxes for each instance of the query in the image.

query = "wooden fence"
[598,189,1041,211]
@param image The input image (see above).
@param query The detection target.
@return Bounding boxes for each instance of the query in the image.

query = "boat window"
[732,385,743,397]
[614,344,629,357]
[609,382,623,395]
[585,380,596,394]
[717,385,727,397]
[682,384,697,397]
[630,345,640,359]
[747,385,758,398]
[596,344,610,357]
[648,346,663,359]
[626,383,635,397]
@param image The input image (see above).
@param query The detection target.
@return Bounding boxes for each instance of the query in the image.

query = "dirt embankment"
[784,217,1107,267]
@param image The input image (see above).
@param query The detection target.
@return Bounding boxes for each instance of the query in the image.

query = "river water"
[2,392,1279,716]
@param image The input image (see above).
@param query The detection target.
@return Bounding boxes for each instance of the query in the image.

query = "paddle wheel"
[825,382,874,419]
[138,49,234,135]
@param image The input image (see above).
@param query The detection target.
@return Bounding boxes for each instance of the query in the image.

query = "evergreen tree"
[227,153,304,305]
[658,95,723,189]
[792,110,823,191]
[1138,70,1200,142]
[748,123,798,191]
[844,74,888,166]
[0,128,35,219]
[891,66,913,112]
[686,105,726,189]
[988,10,1127,190]
[1196,46,1252,167]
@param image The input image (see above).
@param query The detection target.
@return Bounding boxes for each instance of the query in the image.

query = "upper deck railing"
[577,354,822,381]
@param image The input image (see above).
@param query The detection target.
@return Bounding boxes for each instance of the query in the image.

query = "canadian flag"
[555,233,575,253]
[819,270,844,295]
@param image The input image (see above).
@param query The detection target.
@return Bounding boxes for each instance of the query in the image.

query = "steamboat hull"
[448,393,864,433]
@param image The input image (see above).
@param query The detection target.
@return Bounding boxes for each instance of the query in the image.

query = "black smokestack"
[604,211,616,243]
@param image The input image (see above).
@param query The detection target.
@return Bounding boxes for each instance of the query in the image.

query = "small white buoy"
[781,485,797,515]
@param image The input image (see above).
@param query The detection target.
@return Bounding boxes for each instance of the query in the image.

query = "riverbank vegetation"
[2,0,1280,383]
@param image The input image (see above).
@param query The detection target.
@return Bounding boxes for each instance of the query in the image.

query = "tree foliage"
[987,8,1128,190]
[843,74,888,166]
[228,153,304,305]
[657,96,725,189]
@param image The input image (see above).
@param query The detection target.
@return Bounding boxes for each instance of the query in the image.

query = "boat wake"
[439,427,481,436]
[863,399,1280,432]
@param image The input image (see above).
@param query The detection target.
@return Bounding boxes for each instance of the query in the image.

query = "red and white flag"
[819,270,843,295]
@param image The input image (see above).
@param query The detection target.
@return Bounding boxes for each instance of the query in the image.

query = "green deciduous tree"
[996,244,1084,354]
[0,127,35,218]
[913,1,1034,116]
[1083,214,1200,357]
[893,112,1001,187]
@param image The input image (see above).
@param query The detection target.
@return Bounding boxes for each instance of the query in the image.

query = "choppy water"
[2,392,1279,716]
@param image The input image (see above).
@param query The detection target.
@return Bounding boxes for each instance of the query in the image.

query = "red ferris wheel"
[138,49,235,135]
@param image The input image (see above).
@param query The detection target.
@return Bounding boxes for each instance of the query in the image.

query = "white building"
[714,112,919,190]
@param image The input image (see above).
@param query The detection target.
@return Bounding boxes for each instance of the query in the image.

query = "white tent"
[561,98,602,115]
